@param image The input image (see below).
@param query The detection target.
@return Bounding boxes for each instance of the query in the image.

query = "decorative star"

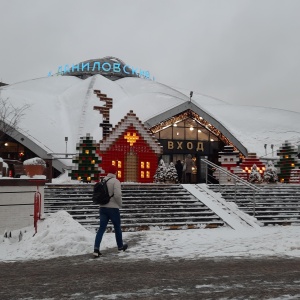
[124,132,139,146]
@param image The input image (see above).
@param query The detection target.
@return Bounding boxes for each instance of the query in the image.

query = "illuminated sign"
[159,140,220,155]
[48,61,154,80]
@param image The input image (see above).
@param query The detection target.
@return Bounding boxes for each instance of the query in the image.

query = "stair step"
[207,183,300,226]
[44,183,224,231]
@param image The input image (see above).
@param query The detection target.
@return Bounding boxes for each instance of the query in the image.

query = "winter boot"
[93,249,102,258]
[118,243,128,251]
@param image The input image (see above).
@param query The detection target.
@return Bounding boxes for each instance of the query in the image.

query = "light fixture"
[173,123,177,127]
[210,138,214,141]
[189,127,194,131]
[176,132,179,135]
[189,91,193,101]
[198,129,201,133]
[4,143,8,146]
[124,132,139,146]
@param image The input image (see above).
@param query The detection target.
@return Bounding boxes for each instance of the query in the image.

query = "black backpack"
[92,178,114,205]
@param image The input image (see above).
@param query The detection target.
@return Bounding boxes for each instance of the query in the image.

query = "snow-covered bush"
[249,164,262,183]
[165,162,178,183]
[153,159,167,183]
[263,161,278,183]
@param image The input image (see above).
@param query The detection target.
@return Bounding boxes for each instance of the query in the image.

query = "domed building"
[0,57,300,182]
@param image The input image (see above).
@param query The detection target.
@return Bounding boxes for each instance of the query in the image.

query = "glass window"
[175,120,185,127]
[173,127,185,140]
[159,126,173,139]
[185,126,197,140]
[197,129,209,141]
[185,118,196,127]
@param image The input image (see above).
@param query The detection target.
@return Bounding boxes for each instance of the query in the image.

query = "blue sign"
[48,61,154,80]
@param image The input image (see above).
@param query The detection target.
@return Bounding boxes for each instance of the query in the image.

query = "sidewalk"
[1,254,300,299]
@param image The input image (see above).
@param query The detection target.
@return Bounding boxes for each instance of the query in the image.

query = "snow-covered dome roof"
[1,73,300,172]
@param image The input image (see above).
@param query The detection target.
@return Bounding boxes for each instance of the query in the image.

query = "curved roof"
[1,74,300,172]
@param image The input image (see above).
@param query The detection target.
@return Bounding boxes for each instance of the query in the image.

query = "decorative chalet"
[99,111,163,183]
[290,169,300,184]
[214,145,243,183]
[239,153,266,180]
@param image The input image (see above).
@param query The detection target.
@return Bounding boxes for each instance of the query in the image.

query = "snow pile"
[1,211,300,262]
[23,157,46,167]
[1,211,98,261]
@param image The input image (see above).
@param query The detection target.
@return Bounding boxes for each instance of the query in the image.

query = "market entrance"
[152,115,225,183]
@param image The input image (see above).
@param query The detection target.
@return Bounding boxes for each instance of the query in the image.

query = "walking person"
[93,165,128,257]
[175,160,183,183]
[185,154,195,183]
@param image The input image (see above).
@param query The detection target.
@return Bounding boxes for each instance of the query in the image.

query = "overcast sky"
[1,0,300,113]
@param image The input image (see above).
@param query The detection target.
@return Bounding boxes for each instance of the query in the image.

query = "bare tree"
[0,97,31,150]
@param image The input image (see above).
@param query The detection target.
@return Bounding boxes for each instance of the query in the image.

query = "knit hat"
[107,165,117,174]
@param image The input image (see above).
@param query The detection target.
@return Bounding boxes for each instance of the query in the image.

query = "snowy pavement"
[1,211,300,299]
[1,211,300,262]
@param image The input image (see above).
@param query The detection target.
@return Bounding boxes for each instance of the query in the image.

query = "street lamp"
[271,144,274,157]
[65,137,68,157]
[190,91,193,102]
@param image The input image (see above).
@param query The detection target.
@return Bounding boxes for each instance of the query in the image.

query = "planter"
[23,157,46,178]
[24,165,45,177]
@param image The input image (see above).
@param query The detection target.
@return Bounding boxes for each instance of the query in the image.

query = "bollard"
[33,187,42,236]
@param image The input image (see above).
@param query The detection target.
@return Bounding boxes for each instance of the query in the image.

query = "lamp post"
[65,137,68,157]
[190,91,193,102]
[264,144,267,155]
[271,144,274,157]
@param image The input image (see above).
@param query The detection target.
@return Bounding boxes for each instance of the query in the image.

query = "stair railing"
[201,159,261,216]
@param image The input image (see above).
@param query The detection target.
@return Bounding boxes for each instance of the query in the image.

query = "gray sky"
[1,0,300,112]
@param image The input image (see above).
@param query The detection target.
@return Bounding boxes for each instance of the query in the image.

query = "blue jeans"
[94,207,124,250]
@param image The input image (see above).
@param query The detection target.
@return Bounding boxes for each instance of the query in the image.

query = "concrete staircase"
[44,183,225,232]
[207,184,300,226]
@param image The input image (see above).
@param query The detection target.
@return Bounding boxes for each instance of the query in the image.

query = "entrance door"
[125,152,138,182]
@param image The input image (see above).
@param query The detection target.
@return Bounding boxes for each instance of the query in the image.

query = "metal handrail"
[201,159,261,216]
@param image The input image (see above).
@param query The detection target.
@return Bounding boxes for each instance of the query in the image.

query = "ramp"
[182,184,261,230]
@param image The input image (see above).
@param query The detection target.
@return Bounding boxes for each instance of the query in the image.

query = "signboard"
[48,61,154,80]
[159,140,220,155]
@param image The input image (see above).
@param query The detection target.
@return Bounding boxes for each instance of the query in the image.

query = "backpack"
[92,178,114,205]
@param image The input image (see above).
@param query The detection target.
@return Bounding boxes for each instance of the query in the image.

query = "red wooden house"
[99,111,162,183]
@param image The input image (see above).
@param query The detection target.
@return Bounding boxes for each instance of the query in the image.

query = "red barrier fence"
[33,187,41,235]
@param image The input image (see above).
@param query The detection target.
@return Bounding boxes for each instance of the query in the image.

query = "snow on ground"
[1,210,300,262]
